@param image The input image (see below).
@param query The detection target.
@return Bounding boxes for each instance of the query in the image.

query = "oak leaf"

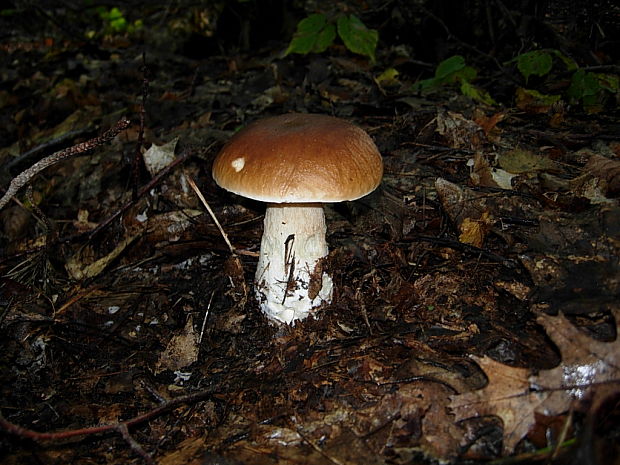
[449,310,620,454]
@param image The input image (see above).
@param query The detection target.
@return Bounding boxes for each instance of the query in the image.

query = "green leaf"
[516,50,552,82]
[336,14,378,62]
[412,56,477,92]
[314,23,336,53]
[457,66,477,82]
[411,77,439,92]
[109,7,124,21]
[286,14,336,55]
[375,67,400,85]
[568,69,607,112]
[110,17,127,32]
[568,69,600,100]
[435,55,466,80]
[460,80,497,105]
[594,73,619,94]
[434,55,477,84]
[517,87,562,105]
[550,49,578,71]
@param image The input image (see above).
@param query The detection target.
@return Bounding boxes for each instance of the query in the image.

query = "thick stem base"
[255,204,333,324]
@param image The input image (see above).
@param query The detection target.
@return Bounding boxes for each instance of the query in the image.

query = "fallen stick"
[0,117,131,211]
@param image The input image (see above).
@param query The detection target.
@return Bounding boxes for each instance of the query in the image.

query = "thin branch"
[132,51,148,201]
[186,174,248,302]
[0,145,204,265]
[87,146,201,239]
[116,423,156,465]
[186,175,236,256]
[5,127,93,171]
[0,117,131,211]
[0,389,213,443]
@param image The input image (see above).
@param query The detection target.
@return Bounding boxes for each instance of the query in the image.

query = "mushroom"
[212,113,382,324]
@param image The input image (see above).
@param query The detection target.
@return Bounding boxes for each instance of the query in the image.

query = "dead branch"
[0,388,213,443]
[132,51,148,202]
[87,146,202,239]
[0,117,131,211]
[0,145,202,265]
[116,423,156,465]
[186,174,236,256]
[186,174,248,302]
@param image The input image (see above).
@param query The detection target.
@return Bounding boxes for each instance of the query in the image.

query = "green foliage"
[285,14,336,55]
[89,6,143,36]
[413,56,476,91]
[513,49,618,112]
[460,80,496,106]
[413,55,496,105]
[516,50,552,83]
[568,69,619,112]
[286,13,378,62]
[336,15,378,63]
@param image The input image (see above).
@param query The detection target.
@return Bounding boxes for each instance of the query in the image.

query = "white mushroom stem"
[255,203,333,324]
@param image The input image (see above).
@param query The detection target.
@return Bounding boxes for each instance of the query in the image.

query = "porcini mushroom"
[212,113,382,324]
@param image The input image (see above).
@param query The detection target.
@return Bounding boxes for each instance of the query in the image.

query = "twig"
[116,423,156,465]
[0,389,213,442]
[405,234,517,268]
[5,128,93,171]
[289,420,346,465]
[88,147,199,239]
[0,146,203,265]
[132,51,148,201]
[198,290,215,345]
[186,175,248,303]
[186,175,236,256]
[26,185,57,245]
[0,117,131,211]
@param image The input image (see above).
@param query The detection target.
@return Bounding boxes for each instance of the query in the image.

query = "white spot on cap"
[231,157,245,172]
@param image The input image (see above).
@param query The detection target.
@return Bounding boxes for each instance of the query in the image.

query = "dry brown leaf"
[156,315,199,373]
[469,152,516,189]
[449,310,620,454]
[449,356,544,454]
[435,178,497,246]
[158,436,206,465]
[584,154,620,197]
[435,110,486,151]
[142,138,178,176]
[459,211,494,248]
[65,233,141,280]
[530,311,620,415]
[472,109,506,139]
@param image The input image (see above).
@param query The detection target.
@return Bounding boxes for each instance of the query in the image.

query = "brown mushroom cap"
[212,113,383,203]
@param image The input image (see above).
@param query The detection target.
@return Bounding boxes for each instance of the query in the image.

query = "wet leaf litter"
[1,4,619,465]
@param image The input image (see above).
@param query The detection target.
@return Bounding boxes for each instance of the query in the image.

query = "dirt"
[1,2,619,465]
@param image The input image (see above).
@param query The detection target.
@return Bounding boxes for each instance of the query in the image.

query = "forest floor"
[1,5,619,465]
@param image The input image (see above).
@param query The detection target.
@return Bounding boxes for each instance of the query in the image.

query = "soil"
[1,2,619,465]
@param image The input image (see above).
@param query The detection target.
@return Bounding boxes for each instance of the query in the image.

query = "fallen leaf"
[515,87,561,114]
[497,148,559,174]
[450,310,620,453]
[459,211,494,248]
[435,110,486,151]
[449,356,543,453]
[584,153,620,197]
[156,315,199,373]
[158,436,206,465]
[435,178,497,244]
[468,152,516,189]
[529,311,620,416]
[142,138,178,176]
[65,233,141,280]
[472,109,506,138]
